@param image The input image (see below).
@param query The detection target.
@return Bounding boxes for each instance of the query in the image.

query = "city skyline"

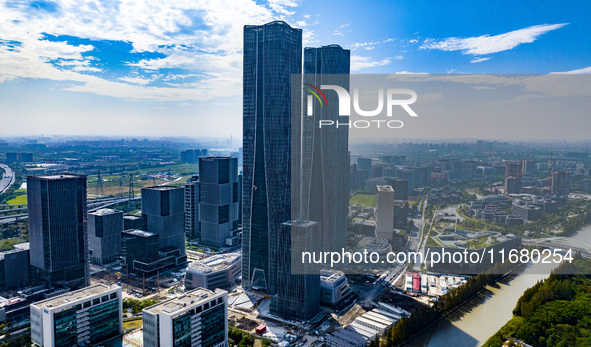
[1,0,591,138]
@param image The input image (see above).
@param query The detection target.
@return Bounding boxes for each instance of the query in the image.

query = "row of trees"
[122,298,159,314]
[228,326,271,347]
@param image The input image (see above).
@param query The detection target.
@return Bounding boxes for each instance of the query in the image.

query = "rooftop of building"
[187,253,241,274]
[28,173,85,180]
[282,219,318,228]
[143,288,222,315]
[122,229,156,237]
[376,185,394,192]
[90,208,120,216]
[320,269,346,283]
[0,243,29,260]
[142,186,182,191]
[31,284,116,309]
[123,215,142,220]
[357,237,390,250]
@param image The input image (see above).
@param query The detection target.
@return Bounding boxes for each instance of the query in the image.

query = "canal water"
[408,223,591,346]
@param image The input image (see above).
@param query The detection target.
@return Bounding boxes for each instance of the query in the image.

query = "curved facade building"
[242,21,302,293]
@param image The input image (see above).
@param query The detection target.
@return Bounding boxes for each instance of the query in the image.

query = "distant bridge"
[523,237,591,257]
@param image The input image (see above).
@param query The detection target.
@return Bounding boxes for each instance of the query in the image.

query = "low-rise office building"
[184,253,241,290]
[320,270,352,307]
[30,284,122,347]
[142,288,228,347]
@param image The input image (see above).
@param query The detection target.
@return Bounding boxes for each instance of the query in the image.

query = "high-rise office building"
[121,229,159,272]
[551,171,571,196]
[357,158,372,177]
[142,288,228,347]
[199,157,239,248]
[301,44,350,253]
[142,186,185,253]
[121,229,186,278]
[242,21,302,293]
[271,220,321,321]
[387,178,408,201]
[184,175,200,238]
[88,209,123,265]
[0,242,29,291]
[27,174,89,289]
[504,161,522,195]
[30,284,122,347]
[376,185,395,241]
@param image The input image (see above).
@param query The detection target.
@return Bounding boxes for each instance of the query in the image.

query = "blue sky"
[0,0,589,138]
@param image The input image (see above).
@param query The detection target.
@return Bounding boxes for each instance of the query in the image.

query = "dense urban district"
[0,134,590,347]
[0,20,591,347]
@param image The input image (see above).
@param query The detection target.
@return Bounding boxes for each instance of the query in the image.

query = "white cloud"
[550,66,591,74]
[0,0,303,101]
[351,55,391,71]
[119,76,152,85]
[420,23,568,55]
[333,23,351,36]
[267,0,299,16]
[471,57,490,63]
[348,38,395,51]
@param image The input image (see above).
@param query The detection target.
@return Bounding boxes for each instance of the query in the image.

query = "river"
[408,223,591,346]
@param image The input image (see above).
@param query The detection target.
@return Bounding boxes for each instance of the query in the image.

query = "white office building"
[143,288,228,347]
[30,284,122,347]
[376,185,394,240]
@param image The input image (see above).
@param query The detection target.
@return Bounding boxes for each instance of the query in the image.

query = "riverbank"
[402,262,526,346]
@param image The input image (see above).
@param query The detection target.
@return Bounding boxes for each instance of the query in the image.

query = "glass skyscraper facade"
[301,45,351,253]
[242,21,302,293]
[141,186,186,253]
[199,157,239,248]
[27,174,89,289]
[271,220,321,320]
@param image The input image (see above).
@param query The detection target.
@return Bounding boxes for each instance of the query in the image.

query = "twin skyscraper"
[241,21,351,320]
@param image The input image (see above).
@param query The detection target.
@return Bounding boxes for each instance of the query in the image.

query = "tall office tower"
[238,174,243,225]
[141,186,185,253]
[88,209,123,265]
[30,284,123,347]
[27,174,89,289]
[387,178,408,201]
[505,161,522,194]
[505,161,521,177]
[242,21,302,293]
[142,288,228,347]
[551,171,571,196]
[376,185,395,241]
[199,157,239,247]
[521,159,535,175]
[301,44,350,253]
[357,158,372,177]
[271,220,321,320]
[184,175,200,238]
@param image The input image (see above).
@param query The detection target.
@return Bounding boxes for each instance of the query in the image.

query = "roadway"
[0,164,15,195]
[0,196,141,224]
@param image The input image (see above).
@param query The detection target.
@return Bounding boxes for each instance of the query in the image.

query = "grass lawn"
[0,237,26,251]
[350,193,377,207]
[123,319,143,330]
[7,194,27,205]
